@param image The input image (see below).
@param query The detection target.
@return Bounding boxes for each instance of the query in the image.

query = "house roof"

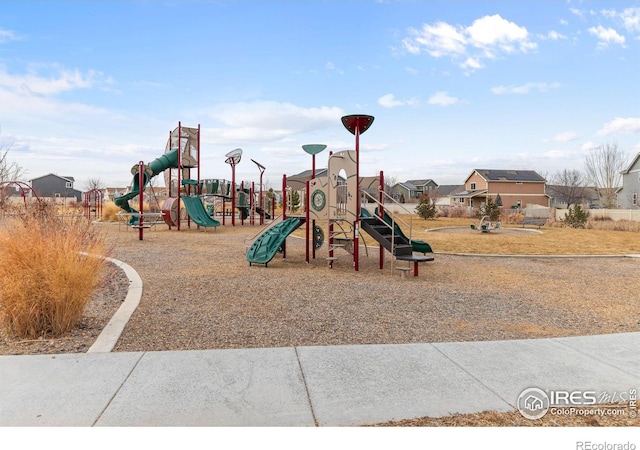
[450,189,488,198]
[621,152,640,174]
[29,173,75,182]
[287,168,329,179]
[406,179,436,187]
[437,185,463,196]
[470,169,546,183]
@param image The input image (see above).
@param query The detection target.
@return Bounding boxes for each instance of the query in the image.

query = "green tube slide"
[115,148,179,224]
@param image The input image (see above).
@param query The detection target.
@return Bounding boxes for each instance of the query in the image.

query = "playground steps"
[360,218,413,256]
[360,215,434,277]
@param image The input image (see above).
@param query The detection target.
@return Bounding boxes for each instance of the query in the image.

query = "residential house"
[390,179,438,203]
[285,168,330,192]
[29,174,82,202]
[616,152,640,209]
[546,185,600,209]
[450,169,549,209]
[432,185,463,207]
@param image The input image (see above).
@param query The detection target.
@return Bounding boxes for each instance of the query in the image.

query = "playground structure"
[83,188,103,221]
[245,114,434,277]
[470,216,501,233]
[114,122,274,239]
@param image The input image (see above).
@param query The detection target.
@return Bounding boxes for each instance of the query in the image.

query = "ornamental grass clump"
[0,201,109,338]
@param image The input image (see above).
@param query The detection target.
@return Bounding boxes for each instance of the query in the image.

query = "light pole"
[225,148,242,226]
[341,115,374,271]
[251,159,266,225]
[302,144,327,262]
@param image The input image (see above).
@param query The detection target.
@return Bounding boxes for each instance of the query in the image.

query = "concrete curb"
[87,257,143,353]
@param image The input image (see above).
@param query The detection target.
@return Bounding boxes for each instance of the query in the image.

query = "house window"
[470,183,476,190]
[459,198,465,204]
[65,181,73,188]
[54,193,61,198]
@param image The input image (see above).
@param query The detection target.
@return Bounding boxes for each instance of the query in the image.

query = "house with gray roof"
[450,169,549,209]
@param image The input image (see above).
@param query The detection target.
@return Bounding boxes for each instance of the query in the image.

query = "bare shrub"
[102,201,121,222]
[0,202,110,338]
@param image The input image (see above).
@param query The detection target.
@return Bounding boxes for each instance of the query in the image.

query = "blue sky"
[1,1,639,190]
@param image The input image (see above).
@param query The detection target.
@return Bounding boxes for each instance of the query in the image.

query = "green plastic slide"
[246,217,304,265]
[115,148,179,225]
[182,196,221,227]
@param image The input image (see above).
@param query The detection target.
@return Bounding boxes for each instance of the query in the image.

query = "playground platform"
[1,332,639,426]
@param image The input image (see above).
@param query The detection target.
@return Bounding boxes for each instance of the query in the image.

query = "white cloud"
[596,117,640,136]
[200,101,344,145]
[491,82,561,95]
[588,25,626,48]
[620,7,640,33]
[402,14,536,72]
[466,14,534,53]
[402,21,466,57]
[550,131,579,143]
[0,29,19,44]
[0,64,102,96]
[325,61,344,75]
[427,91,459,106]
[581,141,599,151]
[377,93,418,108]
[538,30,567,40]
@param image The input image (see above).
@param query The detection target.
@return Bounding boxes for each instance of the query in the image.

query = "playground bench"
[518,217,547,228]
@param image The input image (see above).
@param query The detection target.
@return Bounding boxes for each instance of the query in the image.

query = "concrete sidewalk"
[1,332,639,426]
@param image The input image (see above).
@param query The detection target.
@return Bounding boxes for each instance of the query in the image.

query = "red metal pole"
[354,124,360,272]
[231,164,236,226]
[379,170,384,270]
[305,179,310,263]
[241,181,245,226]
[282,174,287,258]
[251,182,255,226]
[138,161,144,241]
[311,154,316,260]
[177,122,182,231]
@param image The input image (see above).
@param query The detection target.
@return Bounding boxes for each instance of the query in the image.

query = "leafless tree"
[550,169,588,208]
[84,177,105,191]
[0,143,25,183]
[584,143,626,208]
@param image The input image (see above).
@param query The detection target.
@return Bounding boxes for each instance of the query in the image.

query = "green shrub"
[0,202,109,338]
[415,194,437,220]
[563,205,589,228]
[477,197,501,222]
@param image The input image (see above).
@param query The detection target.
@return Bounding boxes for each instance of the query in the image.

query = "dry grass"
[101,201,121,222]
[403,216,640,255]
[0,202,110,338]
[376,403,639,427]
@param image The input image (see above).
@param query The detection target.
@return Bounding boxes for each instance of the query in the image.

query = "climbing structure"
[246,114,435,276]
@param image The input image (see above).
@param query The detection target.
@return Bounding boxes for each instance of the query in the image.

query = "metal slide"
[181,196,221,227]
[246,217,305,266]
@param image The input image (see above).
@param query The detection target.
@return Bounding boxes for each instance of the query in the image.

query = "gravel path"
[112,225,639,352]
[2,223,639,355]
